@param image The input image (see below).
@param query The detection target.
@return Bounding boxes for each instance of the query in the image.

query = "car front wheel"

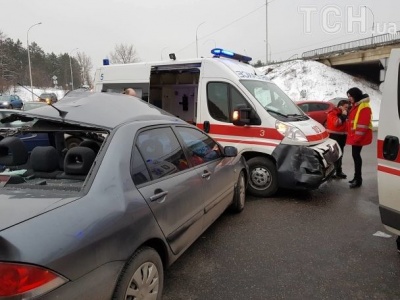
[113,247,163,300]
[247,157,278,197]
[230,170,246,213]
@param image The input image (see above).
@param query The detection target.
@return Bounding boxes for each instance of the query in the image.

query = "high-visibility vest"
[353,102,373,130]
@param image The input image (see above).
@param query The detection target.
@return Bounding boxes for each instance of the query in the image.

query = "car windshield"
[241,80,307,121]
[40,93,53,98]
[0,96,11,101]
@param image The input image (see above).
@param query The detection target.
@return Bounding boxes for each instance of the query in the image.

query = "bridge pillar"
[380,58,388,82]
[320,59,331,67]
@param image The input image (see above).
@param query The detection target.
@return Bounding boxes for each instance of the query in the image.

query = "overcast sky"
[1,0,400,72]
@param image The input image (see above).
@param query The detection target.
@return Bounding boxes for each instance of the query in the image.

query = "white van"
[378,48,400,244]
[94,48,341,197]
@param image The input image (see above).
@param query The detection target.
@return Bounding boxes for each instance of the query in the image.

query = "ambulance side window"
[207,82,249,123]
[207,82,230,122]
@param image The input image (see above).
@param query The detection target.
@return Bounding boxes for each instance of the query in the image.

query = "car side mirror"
[232,105,261,126]
[223,146,238,157]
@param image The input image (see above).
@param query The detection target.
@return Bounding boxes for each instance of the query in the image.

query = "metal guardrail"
[302,31,400,59]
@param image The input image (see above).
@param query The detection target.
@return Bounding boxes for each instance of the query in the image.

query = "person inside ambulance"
[346,87,373,188]
[326,99,349,179]
[123,88,137,97]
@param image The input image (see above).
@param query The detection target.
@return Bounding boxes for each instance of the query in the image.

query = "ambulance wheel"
[247,157,278,197]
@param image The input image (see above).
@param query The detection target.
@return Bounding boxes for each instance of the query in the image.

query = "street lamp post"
[27,22,42,102]
[363,6,375,40]
[196,22,205,58]
[161,47,168,60]
[69,48,78,91]
[266,0,268,64]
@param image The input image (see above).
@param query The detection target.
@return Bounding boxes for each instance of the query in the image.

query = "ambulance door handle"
[383,135,399,161]
[203,121,210,133]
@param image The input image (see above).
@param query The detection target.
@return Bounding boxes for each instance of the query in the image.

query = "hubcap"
[250,167,272,190]
[125,262,159,300]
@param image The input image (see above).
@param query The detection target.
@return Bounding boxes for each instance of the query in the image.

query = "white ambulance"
[378,48,400,245]
[94,48,341,197]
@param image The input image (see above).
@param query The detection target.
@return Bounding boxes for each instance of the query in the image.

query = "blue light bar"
[103,58,110,65]
[211,48,252,63]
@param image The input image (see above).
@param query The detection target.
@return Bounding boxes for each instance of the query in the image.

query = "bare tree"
[77,51,93,86]
[0,31,10,93]
[0,30,6,41]
[109,43,140,64]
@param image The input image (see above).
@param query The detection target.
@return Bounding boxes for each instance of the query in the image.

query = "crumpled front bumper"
[272,139,341,190]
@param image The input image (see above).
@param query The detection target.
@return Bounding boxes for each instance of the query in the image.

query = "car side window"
[175,126,222,166]
[308,103,319,112]
[230,86,249,115]
[207,82,230,122]
[321,103,330,110]
[131,146,151,185]
[136,127,189,180]
[298,104,308,112]
[207,82,249,123]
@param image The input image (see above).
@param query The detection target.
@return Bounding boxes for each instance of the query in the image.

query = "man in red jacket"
[326,99,349,179]
[346,87,373,188]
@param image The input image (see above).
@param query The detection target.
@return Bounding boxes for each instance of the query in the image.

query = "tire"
[65,137,83,149]
[247,157,278,197]
[113,247,163,300]
[230,170,246,213]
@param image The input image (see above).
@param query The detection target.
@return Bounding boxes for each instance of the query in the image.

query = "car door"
[15,96,23,108]
[173,126,236,227]
[378,49,400,234]
[133,126,205,255]
[307,102,327,124]
[10,95,17,108]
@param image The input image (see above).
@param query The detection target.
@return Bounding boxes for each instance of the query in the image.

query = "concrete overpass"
[301,31,400,83]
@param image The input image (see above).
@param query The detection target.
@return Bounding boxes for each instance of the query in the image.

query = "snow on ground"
[259,60,381,122]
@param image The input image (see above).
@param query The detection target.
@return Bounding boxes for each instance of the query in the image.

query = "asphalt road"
[163,132,400,300]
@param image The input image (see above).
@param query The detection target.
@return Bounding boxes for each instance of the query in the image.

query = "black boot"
[350,178,362,188]
[335,171,347,179]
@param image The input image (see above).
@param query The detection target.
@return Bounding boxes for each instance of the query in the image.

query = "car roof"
[16,91,183,129]
[296,100,334,105]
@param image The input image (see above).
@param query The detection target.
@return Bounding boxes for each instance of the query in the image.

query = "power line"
[200,4,266,40]
[175,3,266,54]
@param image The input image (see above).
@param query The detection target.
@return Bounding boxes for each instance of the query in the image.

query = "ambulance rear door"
[378,48,400,235]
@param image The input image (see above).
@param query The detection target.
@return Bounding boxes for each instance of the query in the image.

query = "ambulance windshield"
[241,80,307,121]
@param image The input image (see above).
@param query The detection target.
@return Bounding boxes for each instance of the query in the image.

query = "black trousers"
[352,145,363,180]
[330,133,347,173]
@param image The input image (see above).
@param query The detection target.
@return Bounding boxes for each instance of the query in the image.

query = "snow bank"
[260,60,381,121]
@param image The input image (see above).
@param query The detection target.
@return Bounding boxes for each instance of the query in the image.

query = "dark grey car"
[0,92,248,299]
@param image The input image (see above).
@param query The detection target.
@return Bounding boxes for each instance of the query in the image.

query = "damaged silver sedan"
[0,91,248,299]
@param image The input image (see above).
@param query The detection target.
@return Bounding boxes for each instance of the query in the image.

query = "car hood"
[0,189,80,232]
